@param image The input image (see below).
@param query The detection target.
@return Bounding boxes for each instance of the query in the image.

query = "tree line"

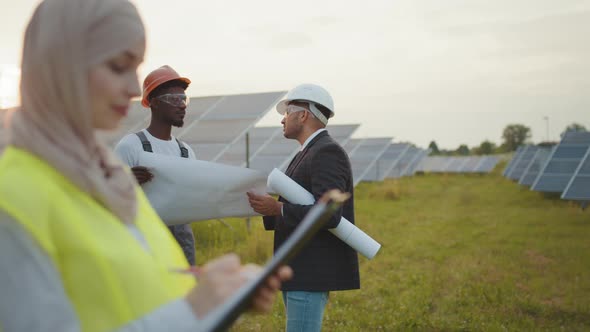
[428,123,587,156]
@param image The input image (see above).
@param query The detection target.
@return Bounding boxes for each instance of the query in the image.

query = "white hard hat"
[276,84,335,123]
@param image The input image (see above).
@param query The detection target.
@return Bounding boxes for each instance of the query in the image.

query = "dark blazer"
[263,130,360,291]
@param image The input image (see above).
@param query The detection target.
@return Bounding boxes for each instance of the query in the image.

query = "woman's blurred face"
[89,40,144,130]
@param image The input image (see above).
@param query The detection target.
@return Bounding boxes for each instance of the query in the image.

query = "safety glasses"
[285,105,308,116]
[153,93,190,107]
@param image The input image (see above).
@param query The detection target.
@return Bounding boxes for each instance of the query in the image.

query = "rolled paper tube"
[267,168,381,259]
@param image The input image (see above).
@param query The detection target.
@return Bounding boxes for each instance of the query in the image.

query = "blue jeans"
[282,291,329,332]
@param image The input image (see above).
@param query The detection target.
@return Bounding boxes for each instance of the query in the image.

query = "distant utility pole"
[544,116,549,141]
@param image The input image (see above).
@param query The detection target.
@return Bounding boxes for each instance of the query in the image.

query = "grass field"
[191,163,590,331]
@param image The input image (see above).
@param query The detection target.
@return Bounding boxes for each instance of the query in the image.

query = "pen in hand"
[170,266,203,278]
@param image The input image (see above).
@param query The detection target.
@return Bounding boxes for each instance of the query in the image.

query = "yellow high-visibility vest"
[0,147,195,332]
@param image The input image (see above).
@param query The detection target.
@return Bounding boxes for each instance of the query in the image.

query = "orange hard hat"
[141,65,191,107]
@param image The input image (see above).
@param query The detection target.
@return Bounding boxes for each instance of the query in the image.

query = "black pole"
[246,133,251,232]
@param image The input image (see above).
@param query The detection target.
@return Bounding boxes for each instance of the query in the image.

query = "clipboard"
[202,190,350,332]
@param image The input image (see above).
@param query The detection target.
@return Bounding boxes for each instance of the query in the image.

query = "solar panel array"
[475,156,501,173]
[344,137,392,186]
[387,146,429,178]
[503,145,524,177]
[531,132,590,193]
[507,145,539,181]
[363,143,411,182]
[562,147,590,201]
[221,124,360,175]
[518,147,553,186]
[416,156,499,173]
[503,131,590,205]
[2,89,507,190]
[177,92,286,162]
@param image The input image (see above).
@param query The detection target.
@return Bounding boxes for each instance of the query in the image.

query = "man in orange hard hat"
[115,65,197,265]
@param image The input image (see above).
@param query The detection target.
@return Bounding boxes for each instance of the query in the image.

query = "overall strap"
[135,131,153,153]
[176,139,189,158]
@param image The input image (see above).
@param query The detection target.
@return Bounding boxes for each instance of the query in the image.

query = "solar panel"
[415,156,434,172]
[474,156,500,173]
[215,126,282,167]
[177,92,286,161]
[445,157,466,173]
[462,156,495,173]
[247,124,359,174]
[507,145,539,181]
[342,138,363,154]
[347,137,392,186]
[325,124,360,147]
[416,156,499,173]
[457,157,474,172]
[518,147,553,186]
[561,146,590,201]
[403,149,430,176]
[100,94,260,148]
[387,146,419,178]
[416,156,451,172]
[363,143,410,181]
[531,132,590,193]
[415,156,432,172]
[503,145,525,177]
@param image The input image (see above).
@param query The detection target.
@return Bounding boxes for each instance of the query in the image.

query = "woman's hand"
[185,254,293,319]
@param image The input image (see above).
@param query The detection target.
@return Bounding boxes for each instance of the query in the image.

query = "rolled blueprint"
[138,152,267,225]
[267,168,381,259]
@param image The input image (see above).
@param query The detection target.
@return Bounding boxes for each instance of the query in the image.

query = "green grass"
[192,163,590,331]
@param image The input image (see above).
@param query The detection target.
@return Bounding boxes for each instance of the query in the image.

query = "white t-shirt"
[115,129,196,167]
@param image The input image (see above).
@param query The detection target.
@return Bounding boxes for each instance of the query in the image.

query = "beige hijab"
[9,0,145,224]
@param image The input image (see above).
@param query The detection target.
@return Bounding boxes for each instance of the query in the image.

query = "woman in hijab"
[0,0,291,331]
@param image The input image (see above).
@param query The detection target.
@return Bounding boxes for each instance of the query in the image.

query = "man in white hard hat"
[247,84,360,332]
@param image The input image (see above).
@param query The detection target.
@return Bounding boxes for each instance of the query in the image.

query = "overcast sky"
[1,0,588,149]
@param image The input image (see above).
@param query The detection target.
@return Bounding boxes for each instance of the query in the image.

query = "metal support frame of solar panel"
[246,124,359,174]
[387,146,419,178]
[503,145,525,177]
[176,92,286,162]
[561,145,590,201]
[518,147,553,186]
[531,131,590,193]
[507,145,539,181]
[403,149,430,176]
[343,138,392,186]
[214,126,282,167]
[363,143,410,181]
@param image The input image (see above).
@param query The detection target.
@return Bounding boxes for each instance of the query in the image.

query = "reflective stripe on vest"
[0,147,195,332]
